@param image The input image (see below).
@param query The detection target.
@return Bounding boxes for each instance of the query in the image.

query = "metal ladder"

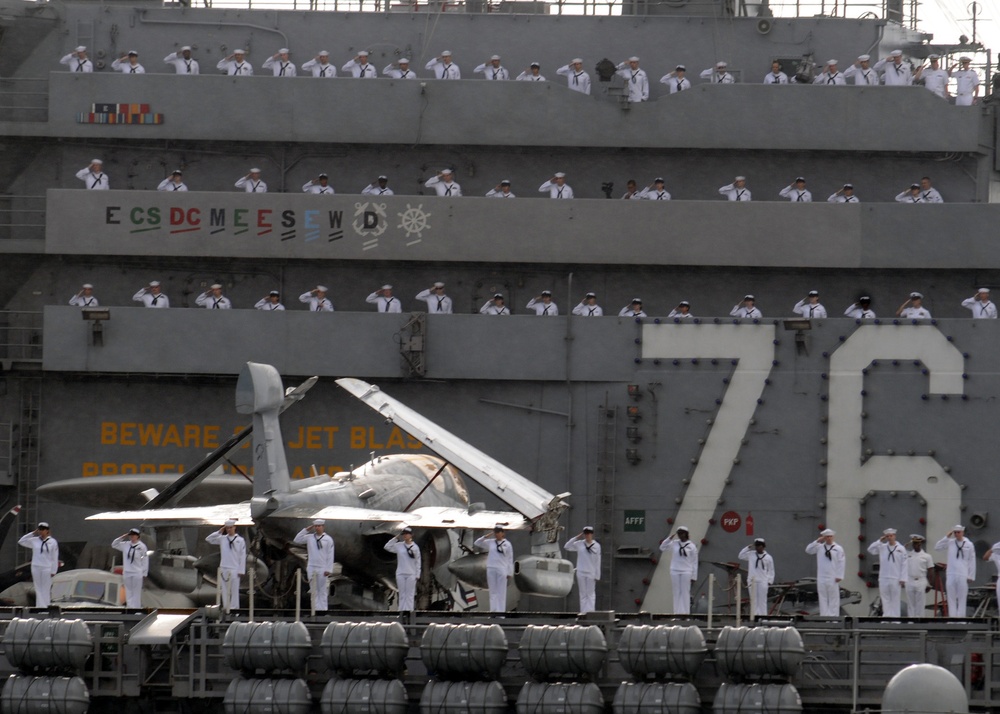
[15,379,41,566]
[594,402,616,608]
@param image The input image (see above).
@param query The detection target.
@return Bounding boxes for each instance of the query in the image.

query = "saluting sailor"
[217,49,253,76]
[486,180,515,198]
[206,520,246,611]
[112,528,148,608]
[302,51,336,78]
[366,285,402,313]
[196,284,232,310]
[660,527,698,615]
[527,291,559,316]
[383,59,416,79]
[731,295,763,319]
[362,176,394,196]
[474,525,515,612]
[18,522,59,608]
[793,291,827,318]
[983,540,1000,615]
[844,55,879,86]
[615,57,649,102]
[868,528,907,617]
[564,526,601,613]
[639,178,671,201]
[873,50,912,86]
[425,50,460,79]
[294,519,335,613]
[111,51,145,74]
[60,46,92,73]
[425,169,462,197]
[302,174,334,194]
[805,528,845,616]
[262,49,296,77]
[343,50,377,78]
[164,46,199,75]
[157,170,188,192]
[480,294,510,315]
[133,281,170,308]
[572,293,603,317]
[474,55,509,81]
[700,61,735,83]
[384,527,421,612]
[299,286,334,312]
[539,173,574,199]
[962,288,997,319]
[619,298,647,318]
[935,525,975,617]
[516,63,546,82]
[415,282,453,314]
[668,301,694,319]
[844,296,875,319]
[779,177,812,202]
[255,290,285,311]
[718,176,751,201]
[896,291,931,319]
[738,538,774,618]
[76,159,109,190]
[235,168,267,193]
[813,59,845,85]
[905,534,935,617]
[828,183,860,203]
[661,65,691,93]
[69,283,99,308]
[556,59,591,95]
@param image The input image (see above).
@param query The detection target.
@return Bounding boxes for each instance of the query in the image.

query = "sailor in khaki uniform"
[217,50,253,76]
[157,170,188,192]
[112,528,148,608]
[69,284,99,308]
[196,284,232,310]
[935,525,975,617]
[805,528,845,616]
[294,519,335,613]
[660,527,698,614]
[425,50,460,79]
[480,294,511,315]
[235,169,267,193]
[262,49,296,77]
[384,527,421,611]
[615,57,649,102]
[962,288,997,319]
[844,54,879,86]
[366,285,402,313]
[363,176,394,196]
[719,176,751,201]
[738,538,774,617]
[539,173,574,199]
[905,535,934,617]
[731,295,762,319]
[111,51,145,74]
[556,59,591,94]
[76,159,109,190]
[60,46,93,73]
[950,56,980,106]
[416,283,453,314]
[303,174,335,194]
[868,528,907,617]
[383,59,416,79]
[302,51,336,78]
[164,46,200,75]
[299,286,334,312]
[206,520,246,611]
[565,527,601,613]
[255,291,285,311]
[793,290,827,318]
[473,525,514,612]
[19,523,59,608]
[572,293,603,317]
[474,55,509,81]
[133,281,170,308]
[343,50,377,79]
[425,169,462,197]
[527,291,559,316]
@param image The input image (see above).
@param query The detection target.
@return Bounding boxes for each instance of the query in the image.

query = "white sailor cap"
[500,179,511,185]
[554,172,566,178]
[583,526,595,533]
[734,175,746,181]
[795,176,806,182]
[234,49,246,54]
[910,291,923,299]
[433,281,445,288]
[954,524,965,531]
[493,293,504,299]
[171,169,183,175]
[493,524,506,531]
[224,519,236,527]
[490,54,501,60]
[128,50,139,56]
[826,59,837,65]
[820,528,835,536]
[181,46,192,52]
[440,168,453,174]
[440,50,452,57]
[654,177,665,183]
[250,167,261,173]
[744,294,755,300]
[82,283,93,289]
[716,60,728,67]
[890,49,902,57]
[910,183,920,189]
[530,62,540,68]
[398,58,410,64]
[808,290,819,296]
[631,297,643,304]
[278,48,290,54]
[628,56,640,62]
[378,175,388,180]
[318,172,328,178]
[843,183,854,189]
[313,519,326,526]
[910,534,925,541]
[678,300,690,307]
[883,528,897,535]
[858,295,871,302]
[91,158,103,164]
[754,537,766,545]
[211,283,222,290]
[38,522,49,529]
[402,526,413,534]
[571,58,583,64]
[358,50,369,56]
[960,55,972,62]
[75,46,87,53]
[676,525,689,532]
[675,64,686,71]
[978,288,990,294]
[928,54,940,60]
[541,290,553,296]
[129,527,141,535]
[149,281,161,287]
[318,50,329,57]
[857,54,870,61]
[585,292,596,298]
[381,284,393,290]
[269,290,280,296]
[316,285,329,292]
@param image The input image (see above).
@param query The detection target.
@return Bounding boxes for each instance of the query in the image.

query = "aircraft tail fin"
[237,362,292,497]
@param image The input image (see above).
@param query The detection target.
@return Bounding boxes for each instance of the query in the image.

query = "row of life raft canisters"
[1,618,93,714]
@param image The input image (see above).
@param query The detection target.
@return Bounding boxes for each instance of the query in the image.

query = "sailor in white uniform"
[303,174,335,194]
[158,170,188,192]
[935,525,975,617]
[516,63,546,82]
[951,56,980,106]
[294,519,335,612]
[206,520,246,611]
[527,291,559,316]
[738,538,774,618]
[844,297,875,319]
[111,51,145,74]
[366,285,402,313]
[112,528,148,608]
[874,50,911,86]
[486,180,515,198]
[196,284,232,310]
[668,301,694,319]
[961,288,997,319]
[701,61,735,84]
[164,46,200,75]
[763,61,789,84]
[255,291,285,311]
[18,522,59,608]
[813,60,845,85]
[474,525,515,612]
[480,294,511,315]
[235,169,267,193]
[69,284,99,308]
[984,540,1000,616]
[363,176,394,196]
[76,160,109,190]
[915,54,949,99]
[868,528,908,617]
[474,55,509,81]
[615,57,649,102]
[919,177,944,203]
[619,298,647,318]
[425,51,460,79]
[133,281,170,308]
[895,184,924,203]
[216,50,253,76]
[719,176,751,201]
[384,527,421,611]
[383,59,417,79]
[539,173,573,199]
[416,283,453,314]
[565,527,601,613]
[779,177,812,202]
[556,59,591,94]
[572,293,603,317]
[793,291,827,318]
[262,49,297,77]
[828,183,860,202]
[60,46,93,73]
[425,169,462,197]
[639,178,671,200]
[905,535,935,617]
[302,51,336,78]
[896,291,932,319]
[660,65,692,93]
[343,51,377,79]
[731,295,762,319]
[299,286,334,312]
[843,55,879,86]
[660,527,698,614]
[805,528,845,616]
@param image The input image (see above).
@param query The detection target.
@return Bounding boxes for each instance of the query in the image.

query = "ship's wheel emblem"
[397,204,431,242]
[353,202,388,237]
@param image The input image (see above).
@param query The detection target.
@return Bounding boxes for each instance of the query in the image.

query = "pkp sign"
[721,511,742,533]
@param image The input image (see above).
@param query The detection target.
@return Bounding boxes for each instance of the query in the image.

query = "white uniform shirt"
[556,65,591,94]
[526,298,559,316]
[779,185,812,202]
[157,178,188,192]
[572,302,603,317]
[962,297,997,319]
[262,56,297,77]
[844,304,875,319]
[844,64,879,86]
[76,168,109,190]
[303,182,335,195]
[660,75,691,93]
[920,187,944,203]
[425,176,462,197]
[485,189,516,198]
[895,191,924,204]
[616,64,649,101]
[302,59,337,78]
[619,307,647,317]
[667,308,694,319]
[516,71,546,82]
[828,193,860,203]
[874,58,912,86]
[342,59,377,78]
[69,294,99,307]
[111,59,146,74]
[907,549,935,584]
[298,293,334,312]
[763,71,788,84]
[813,70,845,85]
[425,58,460,79]
[565,535,601,579]
[473,535,514,575]
[206,531,247,573]
[294,528,335,572]
[934,536,976,579]
[415,289,453,314]
[480,300,510,315]
[366,292,402,313]
[920,68,950,97]
[718,183,751,201]
[164,52,200,75]
[793,299,827,318]
[952,69,980,101]
[133,289,170,308]
[383,65,417,79]
[235,177,267,193]
[384,537,421,577]
[868,540,907,582]
[362,183,395,196]
[474,63,509,80]
[18,533,59,574]
[112,536,149,576]
[217,58,253,76]
[639,188,672,201]
[738,546,775,584]
[731,304,762,319]
[60,53,93,73]
[254,298,286,311]
[661,537,698,577]
[700,68,735,83]
[539,181,574,199]
[805,540,845,582]
[195,293,232,309]
[900,306,931,319]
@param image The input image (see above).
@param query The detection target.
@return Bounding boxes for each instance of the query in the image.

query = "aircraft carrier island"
[1,0,1000,709]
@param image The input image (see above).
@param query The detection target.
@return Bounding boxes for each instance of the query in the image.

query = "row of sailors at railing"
[73,162,951,204]
[57,45,982,105]
[69,283,1000,320]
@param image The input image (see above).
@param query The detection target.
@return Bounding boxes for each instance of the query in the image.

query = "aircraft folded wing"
[86,503,253,526]
[407,507,529,531]
[336,378,563,520]
[270,505,417,523]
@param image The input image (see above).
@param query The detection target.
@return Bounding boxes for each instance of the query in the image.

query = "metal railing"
[0,195,45,242]
[0,312,43,364]
[0,78,48,122]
